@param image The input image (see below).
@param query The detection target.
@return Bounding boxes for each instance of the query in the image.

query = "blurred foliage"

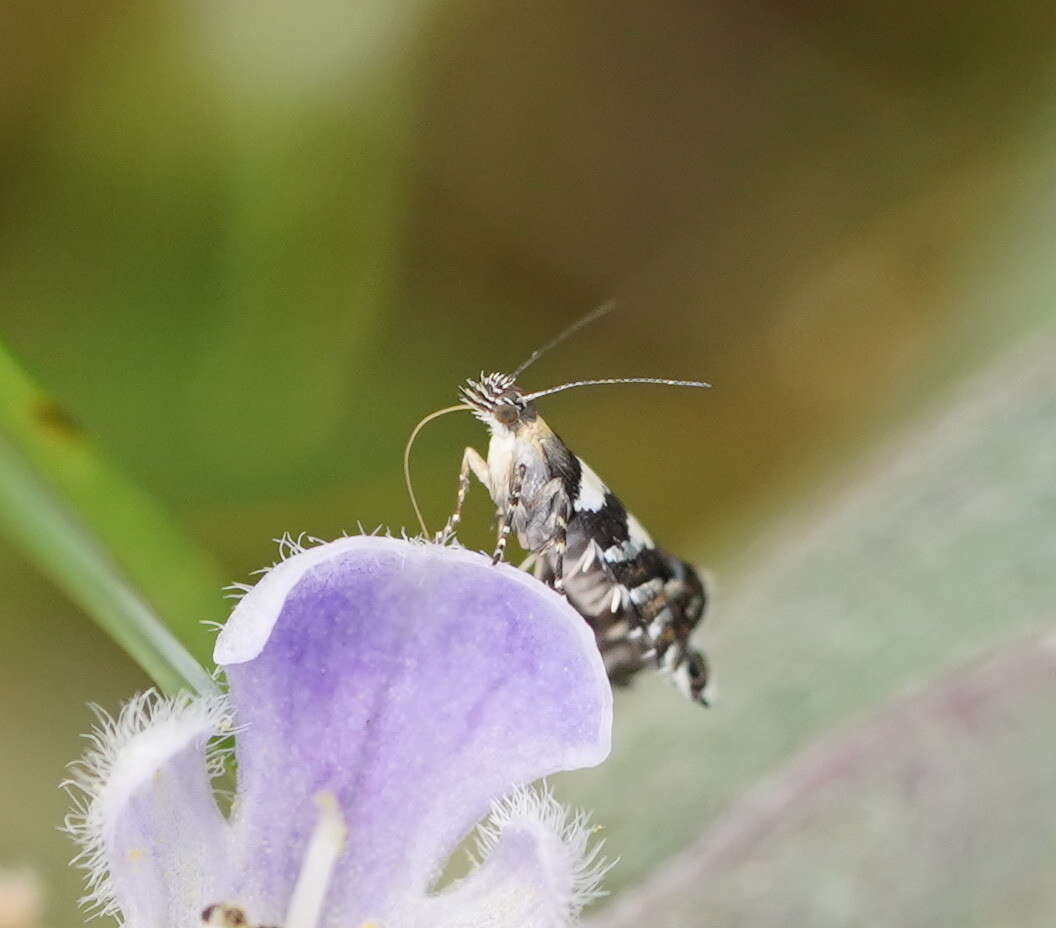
[0,342,222,692]
[593,629,1056,927]
[571,335,1056,919]
[2,0,1056,925]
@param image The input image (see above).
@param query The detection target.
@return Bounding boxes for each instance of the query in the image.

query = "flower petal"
[215,537,612,925]
[394,786,610,928]
[64,692,233,928]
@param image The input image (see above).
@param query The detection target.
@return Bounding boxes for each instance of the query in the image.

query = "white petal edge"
[62,690,232,918]
[213,535,582,667]
[397,785,613,928]
[473,786,613,922]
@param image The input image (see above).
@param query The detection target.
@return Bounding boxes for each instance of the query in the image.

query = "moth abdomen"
[541,451,712,704]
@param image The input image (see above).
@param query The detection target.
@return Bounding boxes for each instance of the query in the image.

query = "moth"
[405,305,714,705]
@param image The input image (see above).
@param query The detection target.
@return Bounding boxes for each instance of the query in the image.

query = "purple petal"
[215,537,612,925]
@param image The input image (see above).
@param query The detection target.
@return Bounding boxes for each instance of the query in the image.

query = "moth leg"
[671,644,712,705]
[550,512,568,593]
[528,517,568,591]
[619,579,669,664]
[438,447,490,543]
[527,477,569,592]
[522,550,556,584]
[492,462,527,564]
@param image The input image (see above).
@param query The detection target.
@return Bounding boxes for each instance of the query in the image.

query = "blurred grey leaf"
[591,629,1056,928]
[560,330,1056,918]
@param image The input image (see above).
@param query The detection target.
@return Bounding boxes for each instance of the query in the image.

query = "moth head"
[459,372,537,431]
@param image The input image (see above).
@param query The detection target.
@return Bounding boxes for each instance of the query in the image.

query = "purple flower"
[65,537,613,928]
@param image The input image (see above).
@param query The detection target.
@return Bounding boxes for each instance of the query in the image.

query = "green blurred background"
[2,1,1055,925]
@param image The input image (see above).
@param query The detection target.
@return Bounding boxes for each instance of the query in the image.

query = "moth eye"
[494,404,518,425]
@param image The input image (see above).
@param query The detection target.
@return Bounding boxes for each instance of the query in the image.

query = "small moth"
[405,305,714,705]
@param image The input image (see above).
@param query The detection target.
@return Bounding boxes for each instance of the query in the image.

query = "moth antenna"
[522,377,712,403]
[403,404,474,537]
[512,300,616,377]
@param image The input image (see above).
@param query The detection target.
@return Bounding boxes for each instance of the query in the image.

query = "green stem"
[0,341,225,694]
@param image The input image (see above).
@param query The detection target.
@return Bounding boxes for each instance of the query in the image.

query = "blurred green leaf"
[0,341,223,692]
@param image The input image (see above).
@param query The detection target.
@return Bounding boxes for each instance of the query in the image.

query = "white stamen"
[201,796,348,928]
[609,587,623,613]
[284,792,347,928]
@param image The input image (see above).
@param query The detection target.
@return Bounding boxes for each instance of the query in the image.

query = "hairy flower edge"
[470,785,614,921]
[61,691,233,918]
